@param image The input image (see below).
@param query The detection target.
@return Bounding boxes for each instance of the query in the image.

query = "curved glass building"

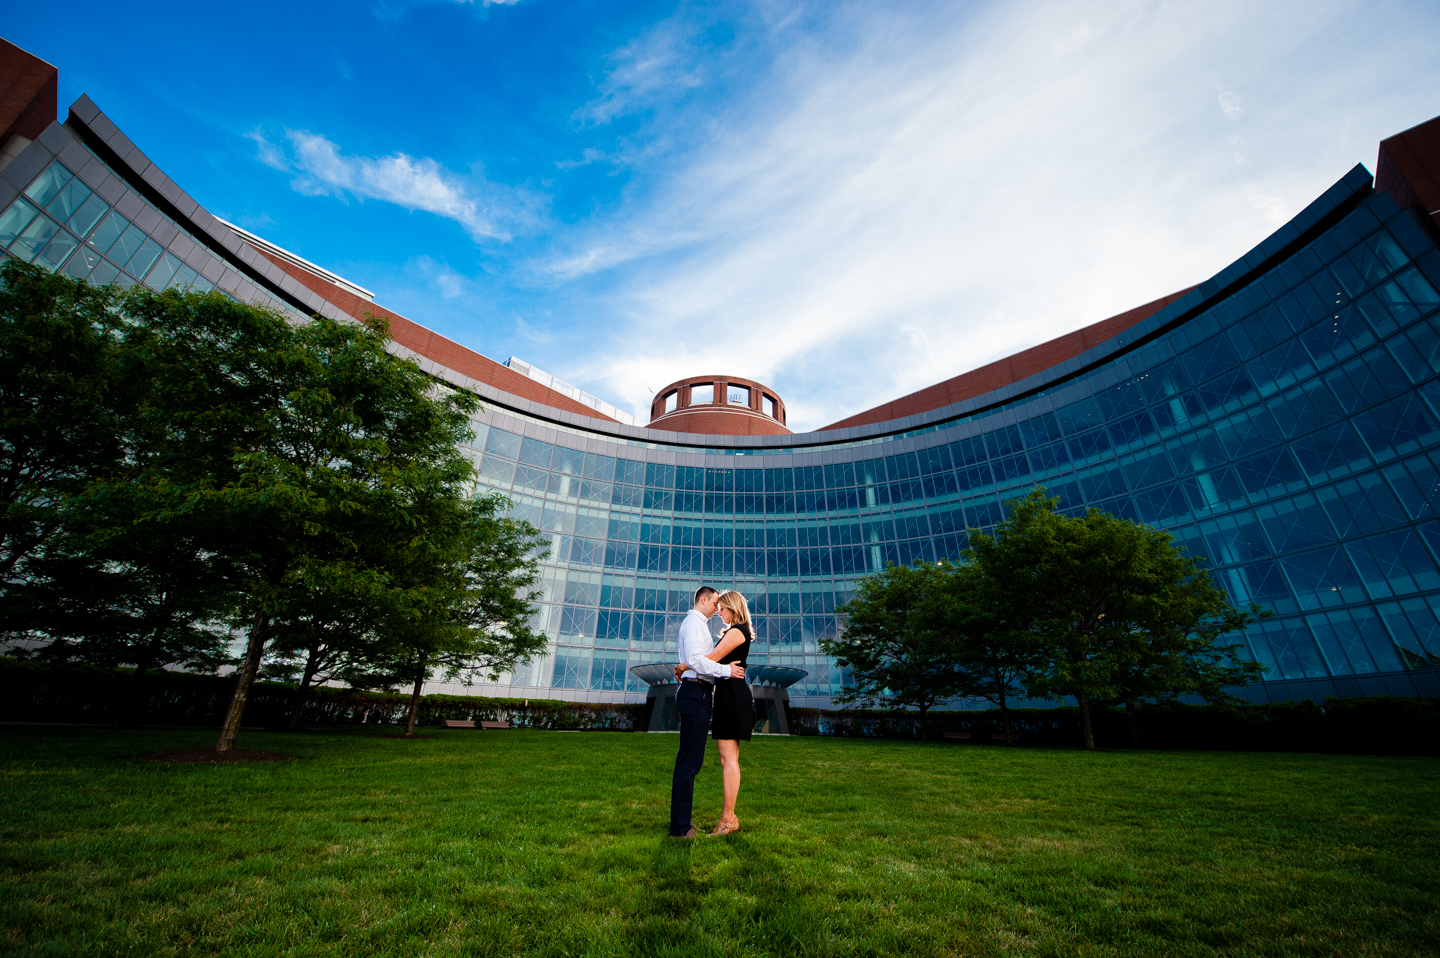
[4,38,1440,706]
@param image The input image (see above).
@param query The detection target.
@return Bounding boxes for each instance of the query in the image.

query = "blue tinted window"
[1292,422,1369,482]
[33,229,80,270]
[764,468,794,492]
[985,425,1023,458]
[0,198,41,248]
[1349,230,1408,286]
[107,224,147,269]
[65,194,108,238]
[45,176,92,225]
[1382,452,1440,520]
[22,162,72,207]
[1346,528,1440,598]
[824,462,856,488]
[949,436,985,467]
[9,211,59,263]
[1257,494,1334,553]
[145,251,182,290]
[1280,547,1364,610]
[1353,400,1418,461]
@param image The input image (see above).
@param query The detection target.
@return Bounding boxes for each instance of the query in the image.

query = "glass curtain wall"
[6,125,1440,706]
[464,178,1440,704]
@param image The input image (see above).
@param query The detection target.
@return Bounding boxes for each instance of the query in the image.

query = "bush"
[0,658,643,731]
[789,697,1440,755]
[5,658,1435,753]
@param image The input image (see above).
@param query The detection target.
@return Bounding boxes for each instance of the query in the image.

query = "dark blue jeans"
[669,681,712,835]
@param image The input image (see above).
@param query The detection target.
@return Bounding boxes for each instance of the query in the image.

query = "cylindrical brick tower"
[648,375,789,435]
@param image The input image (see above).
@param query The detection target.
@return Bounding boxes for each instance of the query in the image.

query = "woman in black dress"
[702,590,754,836]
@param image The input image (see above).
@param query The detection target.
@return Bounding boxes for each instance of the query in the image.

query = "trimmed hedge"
[4,659,1436,753]
[0,658,644,731]
[789,697,1440,755]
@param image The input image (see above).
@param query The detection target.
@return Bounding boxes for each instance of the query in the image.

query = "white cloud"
[524,0,1440,430]
[1217,88,1243,121]
[247,128,541,242]
[574,13,709,126]
[245,128,288,171]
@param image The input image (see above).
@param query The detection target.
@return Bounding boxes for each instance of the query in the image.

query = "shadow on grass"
[634,831,834,956]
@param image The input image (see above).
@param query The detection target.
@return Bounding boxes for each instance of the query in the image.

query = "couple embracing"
[668,585,754,839]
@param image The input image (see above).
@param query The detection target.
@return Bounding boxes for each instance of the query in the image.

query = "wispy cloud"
[245,128,288,171]
[575,14,709,126]
[523,0,1440,430]
[247,129,541,242]
[373,0,520,19]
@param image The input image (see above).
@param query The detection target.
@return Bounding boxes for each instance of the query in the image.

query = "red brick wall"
[1377,113,1440,230]
[0,38,57,145]
[251,248,619,423]
[649,407,793,436]
[820,287,1195,431]
[649,373,788,433]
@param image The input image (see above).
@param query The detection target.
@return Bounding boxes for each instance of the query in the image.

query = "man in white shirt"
[669,585,745,838]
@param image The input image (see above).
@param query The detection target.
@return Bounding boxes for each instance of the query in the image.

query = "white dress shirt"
[678,608,731,682]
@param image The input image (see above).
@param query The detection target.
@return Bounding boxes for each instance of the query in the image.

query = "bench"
[444,720,476,729]
[943,731,972,741]
[989,735,1022,744]
[480,720,510,730]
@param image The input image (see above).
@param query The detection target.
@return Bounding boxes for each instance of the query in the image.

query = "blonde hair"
[715,590,751,628]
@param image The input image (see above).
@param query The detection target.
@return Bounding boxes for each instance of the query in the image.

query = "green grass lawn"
[1,728,1436,958]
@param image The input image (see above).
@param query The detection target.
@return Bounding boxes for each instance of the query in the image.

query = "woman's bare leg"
[716,739,740,822]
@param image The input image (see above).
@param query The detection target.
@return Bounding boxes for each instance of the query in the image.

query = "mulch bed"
[136,748,296,764]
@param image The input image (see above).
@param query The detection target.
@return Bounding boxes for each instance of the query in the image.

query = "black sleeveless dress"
[711,623,754,741]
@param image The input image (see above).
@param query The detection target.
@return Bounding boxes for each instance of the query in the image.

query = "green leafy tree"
[262,567,396,730]
[13,520,237,725]
[84,288,487,751]
[1109,583,1269,747]
[824,562,967,741]
[366,491,547,738]
[0,260,135,589]
[931,561,1038,745]
[969,488,1267,750]
[1,263,235,719]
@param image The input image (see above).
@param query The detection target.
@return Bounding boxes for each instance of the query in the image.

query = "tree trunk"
[288,644,322,731]
[996,667,1012,745]
[403,656,427,738]
[1125,695,1139,749]
[1077,692,1096,751]
[113,630,163,728]
[216,611,271,752]
[918,705,929,742]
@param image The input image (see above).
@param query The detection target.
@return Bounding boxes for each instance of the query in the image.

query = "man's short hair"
[694,586,718,605]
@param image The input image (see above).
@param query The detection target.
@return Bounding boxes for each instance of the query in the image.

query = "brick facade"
[250,248,619,423]
[1377,114,1440,231]
[649,407,793,436]
[820,287,1196,431]
[649,374,789,435]
[0,37,58,147]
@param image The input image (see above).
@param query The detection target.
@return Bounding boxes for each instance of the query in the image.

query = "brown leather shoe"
[673,827,698,839]
[711,817,739,837]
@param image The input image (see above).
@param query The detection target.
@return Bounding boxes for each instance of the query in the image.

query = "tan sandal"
[711,817,740,836]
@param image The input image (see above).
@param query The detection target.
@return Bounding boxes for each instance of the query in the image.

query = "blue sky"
[9,0,1440,430]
